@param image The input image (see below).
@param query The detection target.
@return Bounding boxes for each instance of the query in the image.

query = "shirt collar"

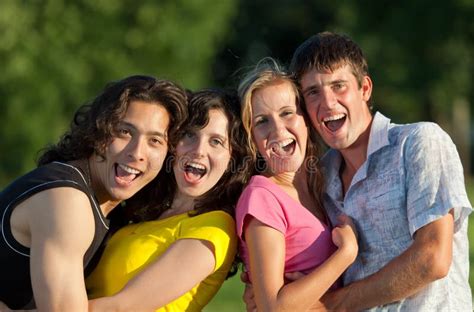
[367,112,391,157]
[321,112,391,199]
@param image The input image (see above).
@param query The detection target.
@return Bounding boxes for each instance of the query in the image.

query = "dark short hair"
[290,31,369,88]
[37,75,188,165]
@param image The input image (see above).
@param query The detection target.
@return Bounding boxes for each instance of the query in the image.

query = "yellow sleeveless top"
[86,210,237,311]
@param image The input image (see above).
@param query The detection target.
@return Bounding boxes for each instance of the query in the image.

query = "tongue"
[185,168,204,183]
[116,165,137,183]
[326,118,345,132]
[272,142,295,158]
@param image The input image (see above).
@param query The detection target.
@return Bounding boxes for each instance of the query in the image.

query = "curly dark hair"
[37,75,188,165]
[125,88,253,222]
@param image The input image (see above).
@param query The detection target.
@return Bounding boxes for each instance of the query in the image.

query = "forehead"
[251,81,297,113]
[123,100,170,130]
[300,64,356,88]
[199,109,229,136]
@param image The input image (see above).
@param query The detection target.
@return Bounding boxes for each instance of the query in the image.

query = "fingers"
[336,213,353,226]
[243,283,257,312]
[284,271,305,283]
[240,270,250,283]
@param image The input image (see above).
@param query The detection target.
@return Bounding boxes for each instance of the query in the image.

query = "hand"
[332,214,358,261]
[284,271,305,283]
[337,214,357,238]
[241,271,256,312]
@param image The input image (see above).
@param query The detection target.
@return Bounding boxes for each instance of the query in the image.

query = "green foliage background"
[1,0,473,185]
[0,1,473,309]
[0,0,238,184]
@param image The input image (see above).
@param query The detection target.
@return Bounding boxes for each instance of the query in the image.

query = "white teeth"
[187,162,206,170]
[118,164,141,174]
[323,114,346,122]
[268,138,295,149]
[279,139,295,148]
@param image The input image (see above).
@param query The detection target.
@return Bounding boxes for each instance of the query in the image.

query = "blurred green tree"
[0,0,237,187]
[211,0,474,171]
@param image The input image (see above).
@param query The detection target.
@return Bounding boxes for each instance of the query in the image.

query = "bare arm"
[28,188,95,312]
[245,216,357,312]
[321,211,454,311]
[88,238,216,311]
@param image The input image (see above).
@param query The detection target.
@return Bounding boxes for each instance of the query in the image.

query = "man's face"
[92,100,170,203]
[300,64,373,151]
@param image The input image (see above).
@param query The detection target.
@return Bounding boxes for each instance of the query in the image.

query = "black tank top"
[0,161,110,309]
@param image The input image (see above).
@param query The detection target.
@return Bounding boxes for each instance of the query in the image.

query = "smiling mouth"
[184,162,207,183]
[269,139,296,158]
[323,114,346,132]
[115,163,142,185]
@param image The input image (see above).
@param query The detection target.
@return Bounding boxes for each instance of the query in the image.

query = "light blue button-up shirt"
[322,112,472,311]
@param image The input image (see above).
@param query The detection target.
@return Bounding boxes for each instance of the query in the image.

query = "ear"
[361,76,372,102]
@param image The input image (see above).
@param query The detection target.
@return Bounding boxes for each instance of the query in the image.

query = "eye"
[150,137,164,146]
[305,88,319,97]
[117,128,131,137]
[254,117,267,126]
[281,110,294,117]
[182,131,196,141]
[210,137,224,147]
[333,82,346,91]
[185,131,195,138]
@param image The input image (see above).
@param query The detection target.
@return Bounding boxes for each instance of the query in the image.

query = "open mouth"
[323,114,347,132]
[184,161,207,183]
[115,163,142,185]
[270,138,296,158]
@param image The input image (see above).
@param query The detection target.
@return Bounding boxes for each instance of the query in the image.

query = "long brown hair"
[125,88,252,222]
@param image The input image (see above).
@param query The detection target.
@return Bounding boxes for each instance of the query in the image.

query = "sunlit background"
[1,1,473,310]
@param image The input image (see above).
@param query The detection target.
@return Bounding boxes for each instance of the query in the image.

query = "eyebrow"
[302,79,348,94]
[210,132,228,142]
[120,121,167,139]
[253,105,296,119]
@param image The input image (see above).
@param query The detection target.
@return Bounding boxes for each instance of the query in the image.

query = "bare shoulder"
[21,187,95,249]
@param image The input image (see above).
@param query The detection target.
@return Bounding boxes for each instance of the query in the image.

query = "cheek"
[307,105,318,121]
[149,149,168,171]
[107,138,127,156]
[212,153,231,177]
[251,130,267,155]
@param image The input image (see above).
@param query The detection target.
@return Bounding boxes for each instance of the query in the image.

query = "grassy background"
[205,178,474,311]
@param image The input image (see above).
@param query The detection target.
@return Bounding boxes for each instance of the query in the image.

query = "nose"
[189,136,207,157]
[270,117,286,136]
[127,136,146,162]
[320,87,337,109]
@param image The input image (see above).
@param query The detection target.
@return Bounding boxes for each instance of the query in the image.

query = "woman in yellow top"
[86,89,252,311]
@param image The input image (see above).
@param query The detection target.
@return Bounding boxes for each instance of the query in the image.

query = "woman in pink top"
[236,58,358,311]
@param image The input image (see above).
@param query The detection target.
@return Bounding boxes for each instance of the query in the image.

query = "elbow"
[422,249,451,281]
[430,256,451,280]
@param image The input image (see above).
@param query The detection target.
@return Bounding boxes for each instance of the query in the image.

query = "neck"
[339,118,373,194]
[99,200,121,217]
[85,156,121,217]
[169,191,195,215]
[269,169,308,195]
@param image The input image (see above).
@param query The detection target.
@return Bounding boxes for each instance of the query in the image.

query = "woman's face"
[251,80,308,174]
[173,109,232,198]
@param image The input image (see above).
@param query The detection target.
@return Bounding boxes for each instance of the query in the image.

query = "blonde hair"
[237,57,300,158]
[237,57,326,219]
